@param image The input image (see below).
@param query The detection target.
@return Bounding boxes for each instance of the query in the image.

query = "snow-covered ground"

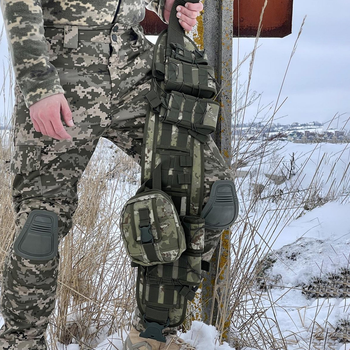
[87,202,350,350]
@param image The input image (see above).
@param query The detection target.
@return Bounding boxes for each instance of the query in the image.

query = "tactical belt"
[120,0,238,342]
[139,0,216,338]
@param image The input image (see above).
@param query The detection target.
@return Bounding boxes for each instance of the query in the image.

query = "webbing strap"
[167,0,185,50]
[138,207,161,263]
[143,243,159,262]
[139,208,150,229]
[167,0,200,53]
[190,138,204,216]
[180,286,196,301]
[145,306,169,324]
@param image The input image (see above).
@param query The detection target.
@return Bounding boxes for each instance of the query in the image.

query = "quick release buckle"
[138,208,153,244]
[140,317,169,343]
[140,225,153,244]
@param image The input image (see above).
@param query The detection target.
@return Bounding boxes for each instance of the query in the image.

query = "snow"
[181,322,235,350]
[274,202,350,249]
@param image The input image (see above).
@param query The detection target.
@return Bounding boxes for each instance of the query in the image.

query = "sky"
[234,0,350,128]
[1,1,350,128]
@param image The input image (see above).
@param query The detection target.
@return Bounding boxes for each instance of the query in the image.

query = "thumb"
[61,98,74,127]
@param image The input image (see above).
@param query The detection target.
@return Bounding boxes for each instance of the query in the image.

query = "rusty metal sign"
[233,0,293,37]
[141,0,293,38]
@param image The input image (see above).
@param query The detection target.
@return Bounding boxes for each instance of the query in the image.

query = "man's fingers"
[185,2,203,12]
[32,111,71,140]
[177,7,198,19]
[61,99,74,127]
[29,94,73,140]
[51,116,72,140]
[34,116,50,136]
[176,3,203,31]
[179,19,196,32]
[32,118,41,133]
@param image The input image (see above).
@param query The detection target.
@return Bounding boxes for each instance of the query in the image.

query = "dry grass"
[49,143,140,349]
[0,130,15,267]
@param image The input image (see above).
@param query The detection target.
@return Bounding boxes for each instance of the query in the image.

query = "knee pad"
[201,180,239,229]
[14,210,58,261]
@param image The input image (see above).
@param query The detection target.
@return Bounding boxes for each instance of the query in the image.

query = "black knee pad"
[201,180,239,229]
[14,210,58,261]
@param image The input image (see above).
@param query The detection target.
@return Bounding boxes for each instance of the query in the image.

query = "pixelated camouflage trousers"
[0,23,234,349]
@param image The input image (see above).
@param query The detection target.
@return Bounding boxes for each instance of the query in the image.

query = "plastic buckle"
[140,225,153,244]
[140,320,167,343]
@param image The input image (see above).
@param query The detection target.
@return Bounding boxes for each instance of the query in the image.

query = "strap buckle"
[140,318,169,343]
[140,225,153,244]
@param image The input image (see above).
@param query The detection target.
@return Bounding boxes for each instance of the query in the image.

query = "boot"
[124,327,195,350]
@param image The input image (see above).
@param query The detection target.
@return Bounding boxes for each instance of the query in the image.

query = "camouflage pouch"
[120,187,186,266]
[159,91,220,136]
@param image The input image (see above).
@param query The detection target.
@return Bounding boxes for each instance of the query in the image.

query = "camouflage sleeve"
[1,0,64,107]
[145,0,167,22]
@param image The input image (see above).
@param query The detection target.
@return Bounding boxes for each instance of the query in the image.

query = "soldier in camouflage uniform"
[0,0,235,349]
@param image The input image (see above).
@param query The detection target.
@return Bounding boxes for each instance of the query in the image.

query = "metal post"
[199,0,234,340]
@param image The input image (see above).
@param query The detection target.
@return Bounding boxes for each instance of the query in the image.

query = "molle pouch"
[136,251,203,330]
[120,189,186,266]
[151,31,217,99]
[159,91,220,136]
[164,56,216,98]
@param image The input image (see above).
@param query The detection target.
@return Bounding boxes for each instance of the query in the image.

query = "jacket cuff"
[24,86,65,108]
[15,60,65,107]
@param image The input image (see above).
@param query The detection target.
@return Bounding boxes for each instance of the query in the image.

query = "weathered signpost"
[141,0,293,340]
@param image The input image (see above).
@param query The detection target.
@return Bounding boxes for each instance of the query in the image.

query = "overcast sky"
[1,1,349,129]
[235,0,350,128]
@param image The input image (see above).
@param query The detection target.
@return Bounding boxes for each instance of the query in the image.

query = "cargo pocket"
[11,145,42,175]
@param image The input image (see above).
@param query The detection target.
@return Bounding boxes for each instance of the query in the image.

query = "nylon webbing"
[145,306,169,323]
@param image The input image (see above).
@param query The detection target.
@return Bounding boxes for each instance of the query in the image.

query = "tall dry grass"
[49,143,140,349]
[0,24,15,268]
[194,6,350,349]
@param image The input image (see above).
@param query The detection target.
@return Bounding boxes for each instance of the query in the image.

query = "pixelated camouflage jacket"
[0,0,166,107]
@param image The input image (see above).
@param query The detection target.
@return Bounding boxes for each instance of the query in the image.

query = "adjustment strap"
[139,208,160,262]
[167,0,200,54]
[180,286,196,301]
[145,306,169,324]
[139,208,153,244]
[189,138,204,216]
[139,208,151,231]
[146,90,162,109]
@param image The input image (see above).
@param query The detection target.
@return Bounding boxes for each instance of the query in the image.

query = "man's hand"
[164,0,203,32]
[29,93,74,140]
